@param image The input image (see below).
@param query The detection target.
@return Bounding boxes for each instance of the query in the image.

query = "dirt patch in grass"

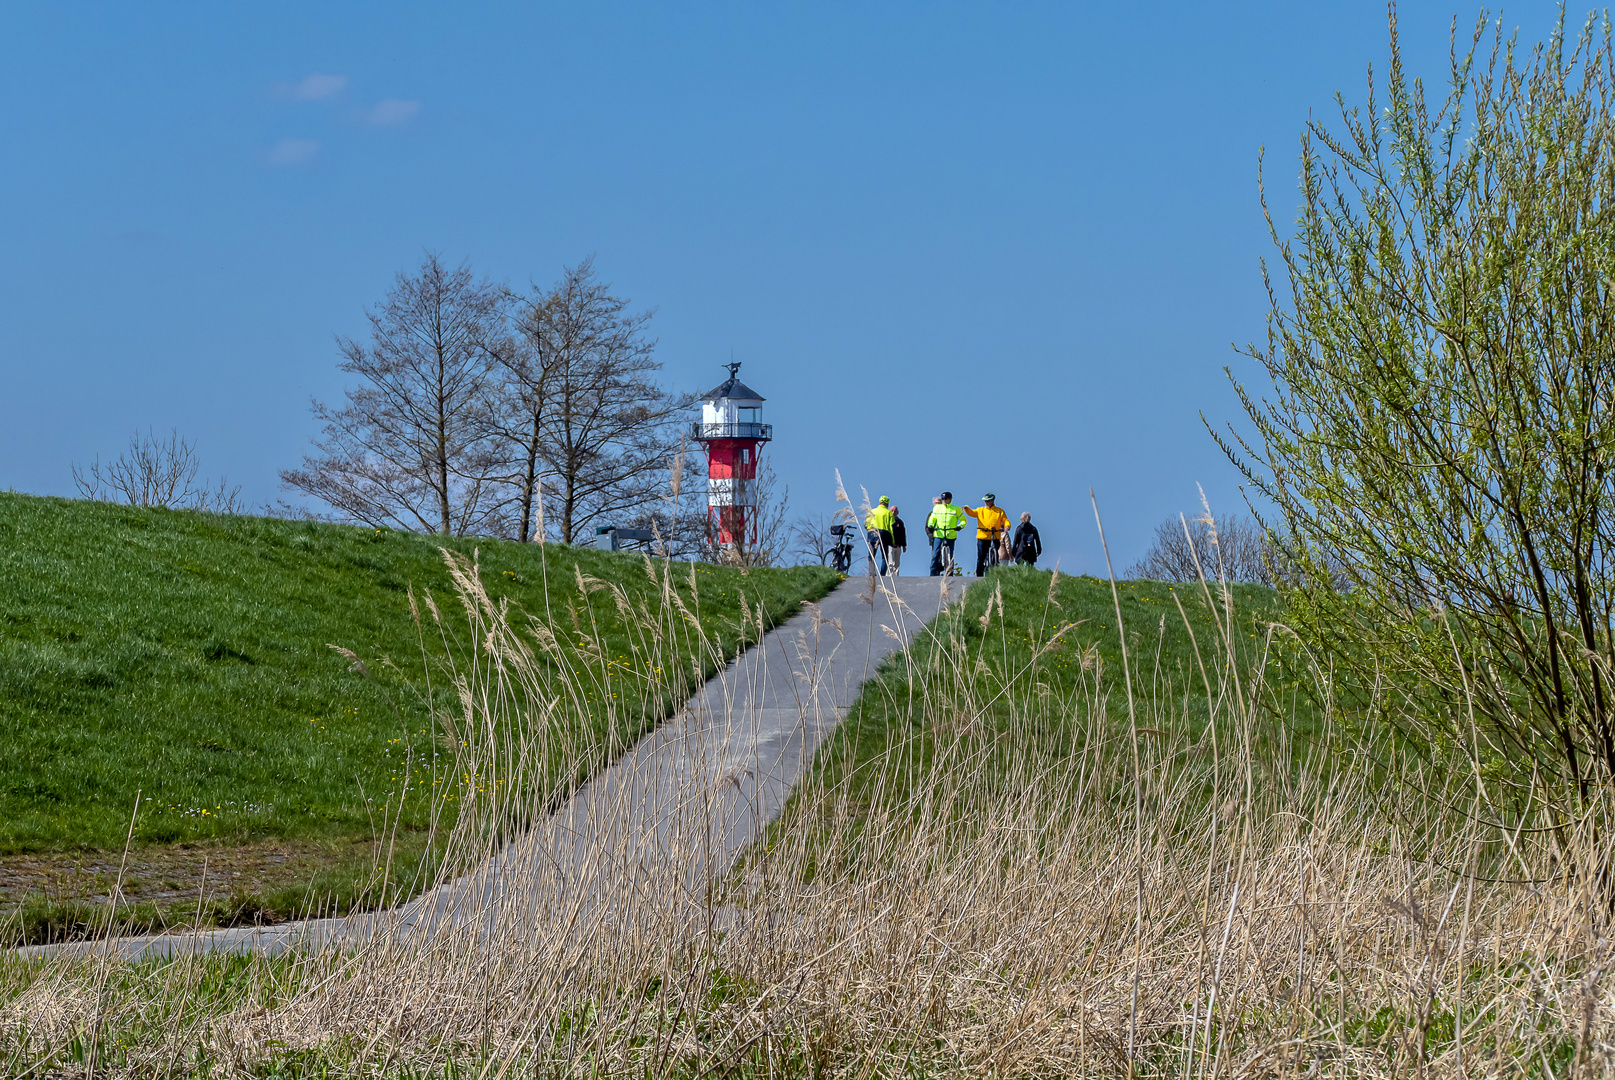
[0,834,434,947]
[1,836,378,907]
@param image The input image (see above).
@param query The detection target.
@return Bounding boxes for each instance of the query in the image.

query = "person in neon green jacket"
[926,492,967,576]
[864,496,895,574]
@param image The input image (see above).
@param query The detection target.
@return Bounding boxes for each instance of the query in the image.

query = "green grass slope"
[0,493,838,855]
[789,565,1284,826]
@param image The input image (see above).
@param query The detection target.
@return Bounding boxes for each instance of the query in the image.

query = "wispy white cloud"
[360,99,420,126]
[277,73,347,101]
[262,138,319,167]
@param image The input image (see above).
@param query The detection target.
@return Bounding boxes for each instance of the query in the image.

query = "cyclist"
[961,493,1010,576]
[926,492,967,576]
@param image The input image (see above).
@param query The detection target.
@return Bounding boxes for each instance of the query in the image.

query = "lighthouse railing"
[691,421,772,441]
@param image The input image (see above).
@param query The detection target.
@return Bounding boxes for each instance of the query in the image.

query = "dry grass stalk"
[4,548,1614,1078]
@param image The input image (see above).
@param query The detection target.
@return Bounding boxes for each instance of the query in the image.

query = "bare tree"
[483,327,546,543]
[281,253,504,535]
[621,438,711,560]
[493,259,692,544]
[734,460,790,567]
[616,443,794,566]
[791,511,840,567]
[484,264,599,543]
[1128,512,1273,585]
[73,429,242,513]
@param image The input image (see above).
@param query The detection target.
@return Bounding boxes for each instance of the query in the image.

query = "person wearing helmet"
[961,493,1010,576]
[864,495,896,575]
[926,491,967,576]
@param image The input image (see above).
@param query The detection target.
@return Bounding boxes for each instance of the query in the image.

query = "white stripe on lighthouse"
[705,478,754,503]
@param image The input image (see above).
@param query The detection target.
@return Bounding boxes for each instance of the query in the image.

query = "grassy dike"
[0,492,837,941]
[785,564,1284,826]
[5,563,1602,1074]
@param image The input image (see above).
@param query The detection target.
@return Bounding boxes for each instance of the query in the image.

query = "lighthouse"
[692,362,772,556]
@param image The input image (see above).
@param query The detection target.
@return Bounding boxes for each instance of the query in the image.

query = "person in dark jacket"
[1012,513,1042,566]
[889,508,908,575]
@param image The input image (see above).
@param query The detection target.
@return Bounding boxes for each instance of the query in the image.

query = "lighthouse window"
[738,407,760,424]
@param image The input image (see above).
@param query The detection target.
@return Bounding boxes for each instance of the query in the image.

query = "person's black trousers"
[976,537,995,576]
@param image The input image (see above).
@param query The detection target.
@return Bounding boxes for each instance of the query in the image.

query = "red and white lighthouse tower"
[692,362,772,555]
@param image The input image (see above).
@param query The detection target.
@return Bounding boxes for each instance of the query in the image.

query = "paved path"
[20,573,975,961]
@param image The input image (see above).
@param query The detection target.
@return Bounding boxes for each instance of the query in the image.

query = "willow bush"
[1218,9,1615,799]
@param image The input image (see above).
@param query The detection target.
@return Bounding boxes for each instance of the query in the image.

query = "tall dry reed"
[4,546,1613,1077]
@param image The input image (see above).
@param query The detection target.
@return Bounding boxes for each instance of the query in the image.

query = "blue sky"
[0,2,1567,573]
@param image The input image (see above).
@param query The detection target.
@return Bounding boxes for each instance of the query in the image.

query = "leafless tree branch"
[1127,513,1274,585]
[491,258,693,544]
[280,252,505,535]
[72,429,243,513]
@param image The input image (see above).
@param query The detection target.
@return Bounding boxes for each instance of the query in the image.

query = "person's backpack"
[1014,526,1035,559]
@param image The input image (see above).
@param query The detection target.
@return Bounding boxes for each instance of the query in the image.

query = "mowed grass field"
[0,493,837,938]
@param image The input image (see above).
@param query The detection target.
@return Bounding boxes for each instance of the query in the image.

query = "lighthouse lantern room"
[692,362,772,554]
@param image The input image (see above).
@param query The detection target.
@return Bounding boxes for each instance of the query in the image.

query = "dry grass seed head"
[22,557,1615,1078]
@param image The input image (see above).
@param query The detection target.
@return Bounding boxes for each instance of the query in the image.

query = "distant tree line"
[280,254,693,546]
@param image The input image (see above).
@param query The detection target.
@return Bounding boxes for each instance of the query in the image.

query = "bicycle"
[828,523,855,573]
[973,527,1005,575]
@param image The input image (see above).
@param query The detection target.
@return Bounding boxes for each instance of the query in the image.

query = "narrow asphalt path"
[19,572,975,961]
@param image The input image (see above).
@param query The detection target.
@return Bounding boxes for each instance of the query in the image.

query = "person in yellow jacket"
[926,491,967,576]
[863,496,896,575]
[961,493,1010,576]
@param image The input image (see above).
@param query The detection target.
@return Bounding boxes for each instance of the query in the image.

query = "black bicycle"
[828,523,855,573]
[982,530,1003,574]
